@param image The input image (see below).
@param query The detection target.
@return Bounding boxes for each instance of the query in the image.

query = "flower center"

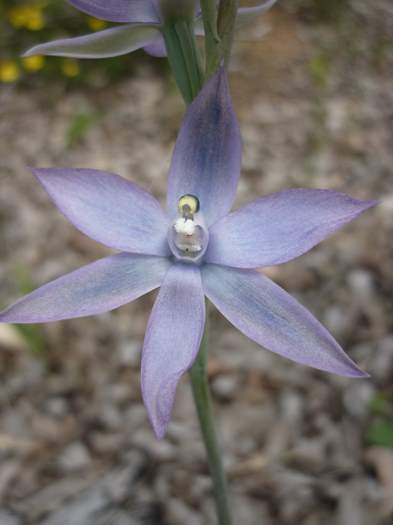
[167,194,209,263]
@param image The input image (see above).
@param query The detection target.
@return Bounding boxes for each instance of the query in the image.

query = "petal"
[206,189,377,268]
[32,168,170,256]
[67,0,160,23]
[202,264,368,377]
[23,24,161,59]
[167,67,241,226]
[0,254,170,323]
[142,263,205,438]
[143,35,167,57]
[238,0,278,19]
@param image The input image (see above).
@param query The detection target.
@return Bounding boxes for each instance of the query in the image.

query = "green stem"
[162,18,204,104]
[217,0,239,68]
[200,0,220,77]
[200,0,239,77]
[189,324,233,525]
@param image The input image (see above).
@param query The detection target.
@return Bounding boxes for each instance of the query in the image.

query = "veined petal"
[142,263,205,438]
[202,264,368,377]
[23,24,161,59]
[167,67,241,226]
[143,35,167,57]
[32,168,170,256]
[67,0,160,23]
[238,0,278,19]
[0,254,170,323]
[206,189,377,268]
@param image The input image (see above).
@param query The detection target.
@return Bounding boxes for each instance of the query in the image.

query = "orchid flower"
[23,0,278,59]
[0,68,375,438]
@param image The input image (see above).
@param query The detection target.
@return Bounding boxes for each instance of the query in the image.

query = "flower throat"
[168,194,209,263]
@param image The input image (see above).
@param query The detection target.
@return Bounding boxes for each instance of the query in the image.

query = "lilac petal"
[167,67,241,226]
[142,263,205,438]
[67,0,160,23]
[32,168,170,256]
[23,24,161,59]
[0,254,170,323]
[143,35,167,57]
[206,189,377,268]
[238,0,278,18]
[202,264,368,377]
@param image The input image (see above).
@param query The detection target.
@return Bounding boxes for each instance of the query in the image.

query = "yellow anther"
[178,194,200,217]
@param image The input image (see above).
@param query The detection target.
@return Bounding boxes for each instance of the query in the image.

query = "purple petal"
[167,67,241,226]
[142,263,205,438]
[32,168,170,256]
[67,0,160,23]
[202,264,368,377]
[0,254,170,323]
[23,24,160,59]
[206,189,377,268]
[143,35,167,57]
[238,0,277,18]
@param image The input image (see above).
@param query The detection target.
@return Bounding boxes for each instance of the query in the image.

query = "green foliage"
[12,265,46,356]
[15,323,46,356]
[367,392,393,449]
[367,420,393,449]
[308,52,332,89]
[66,111,101,148]
[368,393,392,417]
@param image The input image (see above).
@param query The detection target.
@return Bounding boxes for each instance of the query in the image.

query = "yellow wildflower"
[26,10,45,31]
[8,7,27,27]
[8,5,44,31]
[87,17,107,31]
[62,59,80,78]
[0,61,20,83]
[22,55,45,72]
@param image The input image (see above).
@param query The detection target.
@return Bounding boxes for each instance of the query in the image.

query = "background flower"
[23,0,278,59]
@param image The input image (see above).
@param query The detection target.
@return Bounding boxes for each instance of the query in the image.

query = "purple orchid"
[0,68,375,438]
[23,0,277,59]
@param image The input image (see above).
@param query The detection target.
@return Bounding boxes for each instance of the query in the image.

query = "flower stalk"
[200,0,220,76]
[162,17,204,104]
[217,0,239,68]
[201,0,239,77]
[189,322,233,525]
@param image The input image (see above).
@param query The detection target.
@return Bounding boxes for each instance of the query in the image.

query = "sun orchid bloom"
[23,0,278,59]
[0,68,375,438]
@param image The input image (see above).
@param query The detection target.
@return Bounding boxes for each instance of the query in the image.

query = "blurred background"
[0,1,392,524]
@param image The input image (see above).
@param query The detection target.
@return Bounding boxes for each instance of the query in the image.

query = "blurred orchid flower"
[0,68,374,438]
[23,0,278,59]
